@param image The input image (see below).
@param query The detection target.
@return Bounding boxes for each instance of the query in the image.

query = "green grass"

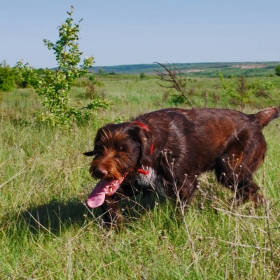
[1,75,280,279]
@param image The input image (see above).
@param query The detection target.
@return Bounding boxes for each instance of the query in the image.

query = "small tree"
[17,7,110,126]
[235,75,249,109]
[98,68,105,75]
[275,64,280,76]
[219,72,275,109]
[250,80,275,101]
[85,75,104,99]
[219,73,251,109]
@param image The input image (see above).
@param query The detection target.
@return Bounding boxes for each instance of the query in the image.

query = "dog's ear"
[83,151,94,157]
[129,125,154,167]
[83,127,104,157]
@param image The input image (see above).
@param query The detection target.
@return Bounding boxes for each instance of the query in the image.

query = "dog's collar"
[133,121,149,131]
[137,167,150,175]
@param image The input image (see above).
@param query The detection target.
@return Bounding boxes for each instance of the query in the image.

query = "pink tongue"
[87,180,109,208]
[87,174,127,208]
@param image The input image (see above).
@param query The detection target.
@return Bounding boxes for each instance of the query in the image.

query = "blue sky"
[1,0,279,68]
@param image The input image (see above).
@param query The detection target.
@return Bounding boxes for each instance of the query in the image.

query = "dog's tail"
[253,106,280,127]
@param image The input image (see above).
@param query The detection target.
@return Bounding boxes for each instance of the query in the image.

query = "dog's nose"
[94,167,108,178]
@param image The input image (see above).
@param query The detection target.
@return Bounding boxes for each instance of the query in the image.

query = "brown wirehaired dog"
[84,107,279,225]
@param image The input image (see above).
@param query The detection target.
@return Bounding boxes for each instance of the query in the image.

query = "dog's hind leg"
[215,130,267,204]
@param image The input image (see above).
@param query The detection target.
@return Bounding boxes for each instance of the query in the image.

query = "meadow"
[1,73,280,279]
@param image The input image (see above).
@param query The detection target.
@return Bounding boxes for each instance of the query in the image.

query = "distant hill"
[89,62,279,77]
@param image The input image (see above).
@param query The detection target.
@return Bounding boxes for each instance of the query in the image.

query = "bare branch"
[154,62,194,108]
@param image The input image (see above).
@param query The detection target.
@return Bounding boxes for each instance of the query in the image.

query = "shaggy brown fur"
[84,107,279,225]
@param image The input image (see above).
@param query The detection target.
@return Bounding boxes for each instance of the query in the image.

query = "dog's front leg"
[169,175,198,209]
[102,195,124,229]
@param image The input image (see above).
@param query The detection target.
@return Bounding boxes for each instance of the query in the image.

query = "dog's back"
[139,106,279,128]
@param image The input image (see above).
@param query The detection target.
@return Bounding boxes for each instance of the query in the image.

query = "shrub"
[140,72,146,79]
[16,7,110,127]
[0,61,18,92]
[275,64,280,76]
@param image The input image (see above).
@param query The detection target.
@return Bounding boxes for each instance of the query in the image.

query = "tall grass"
[0,76,280,279]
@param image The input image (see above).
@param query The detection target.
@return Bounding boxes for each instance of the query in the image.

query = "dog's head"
[84,121,154,208]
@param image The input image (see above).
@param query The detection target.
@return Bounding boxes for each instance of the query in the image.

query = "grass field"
[1,73,280,279]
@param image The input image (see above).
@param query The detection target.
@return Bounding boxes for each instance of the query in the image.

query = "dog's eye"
[118,145,127,152]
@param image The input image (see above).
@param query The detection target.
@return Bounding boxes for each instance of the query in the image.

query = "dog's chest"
[133,167,159,189]
[134,167,157,187]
